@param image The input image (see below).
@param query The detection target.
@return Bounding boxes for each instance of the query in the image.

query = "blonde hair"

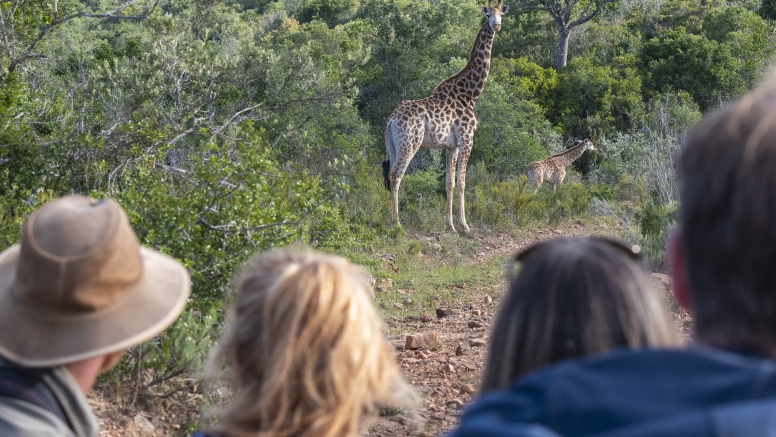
[481,238,679,391]
[207,249,415,437]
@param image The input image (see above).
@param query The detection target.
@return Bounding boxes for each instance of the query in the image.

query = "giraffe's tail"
[382,159,391,191]
[383,117,396,191]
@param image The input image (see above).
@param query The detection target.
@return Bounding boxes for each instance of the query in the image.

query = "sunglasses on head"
[514,237,643,264]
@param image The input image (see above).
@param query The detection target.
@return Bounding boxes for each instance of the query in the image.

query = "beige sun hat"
[0,195,190,367]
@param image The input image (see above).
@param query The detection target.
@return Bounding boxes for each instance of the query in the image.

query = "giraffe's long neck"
[554,142,587,166]
[431,20,494,104]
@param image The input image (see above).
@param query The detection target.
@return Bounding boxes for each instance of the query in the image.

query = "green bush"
[636,199,679,271]
[591,181,616,201]
[468,174,592,229]
[396,169,446,230]
[615,174,644,202]
[108,139,327,303]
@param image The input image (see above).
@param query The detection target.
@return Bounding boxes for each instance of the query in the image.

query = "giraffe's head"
[583,138,597,151]
[482,0,509,33]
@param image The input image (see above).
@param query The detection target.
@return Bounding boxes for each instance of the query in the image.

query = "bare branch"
[1,0,160,85]
[569,0,615,28]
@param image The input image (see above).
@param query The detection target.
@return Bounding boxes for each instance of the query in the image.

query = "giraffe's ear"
[482,6,489,14]
[501,5,509,13]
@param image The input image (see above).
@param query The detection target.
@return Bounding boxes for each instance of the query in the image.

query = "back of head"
[680,81,776,352]
[209,249,414,437]
[481,238,677,391]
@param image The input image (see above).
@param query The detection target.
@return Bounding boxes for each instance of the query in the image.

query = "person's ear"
[668,229,692,311]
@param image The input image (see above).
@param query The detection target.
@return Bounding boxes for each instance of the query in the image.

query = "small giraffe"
[382,0,509,232]
[526,139,596,192]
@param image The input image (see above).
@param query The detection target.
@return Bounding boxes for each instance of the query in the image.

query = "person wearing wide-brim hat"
[0,195,190,437]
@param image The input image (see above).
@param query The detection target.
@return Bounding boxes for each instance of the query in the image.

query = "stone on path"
[469,338,486,347]
[133,415,155,433]
[405,331,439,350]
[455,342,471,356]
[436,308,458,318]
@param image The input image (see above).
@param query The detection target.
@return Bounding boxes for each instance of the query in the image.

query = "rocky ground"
[89,223,693,436]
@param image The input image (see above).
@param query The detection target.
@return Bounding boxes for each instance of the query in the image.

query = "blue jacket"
[450,348,776,437]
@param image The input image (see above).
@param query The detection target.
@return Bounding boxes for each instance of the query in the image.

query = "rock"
[417,352,428,359]
[381,253,397,263]
[133,415,155,432]
[441,363,455,373]
[446,398,464,408]
[420,315,432,322]
[378,278,393,292]
[471,309,481,317]
[436,308,458,318]
[460,384,476,394]
[393,302,404,309]
[469,338,486,347]
[553,229,563,234]
[455,342,471,356]
[405,331,439,350]
[575,220,585,227]
[485,295,493,305]
[430,243,442,251]
[468,320,483,328]
[389,415,408,425]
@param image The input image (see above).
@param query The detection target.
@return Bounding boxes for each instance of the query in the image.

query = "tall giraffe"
[526,139,597,192]
[382,0,509,232]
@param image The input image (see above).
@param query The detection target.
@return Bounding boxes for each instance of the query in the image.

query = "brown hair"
[207,249,416,437]
[480,238,678,391]
[679,81,776,353]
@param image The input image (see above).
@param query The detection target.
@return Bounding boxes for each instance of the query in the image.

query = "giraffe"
[526,139,597,192]
[381,0,509,232]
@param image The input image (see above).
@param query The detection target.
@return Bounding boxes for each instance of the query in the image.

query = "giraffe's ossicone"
[382,0,509,232]
[526,139,597,193]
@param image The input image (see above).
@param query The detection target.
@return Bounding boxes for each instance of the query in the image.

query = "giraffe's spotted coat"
[526,139,597,192]
[384,1,508,232]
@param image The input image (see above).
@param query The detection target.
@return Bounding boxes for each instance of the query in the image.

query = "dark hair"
[679,82,776,352]
[480,238,678,391]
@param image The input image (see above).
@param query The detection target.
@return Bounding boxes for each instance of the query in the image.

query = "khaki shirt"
[0,359,99,437]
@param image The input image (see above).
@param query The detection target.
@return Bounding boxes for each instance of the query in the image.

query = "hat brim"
[0,245,191,367]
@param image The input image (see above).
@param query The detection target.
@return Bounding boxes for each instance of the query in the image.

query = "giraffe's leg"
[390,137,423,226]
[457,144,472,232]
[390,159,411,227]
[445,148,459,232]
[554,169,566,193]
[533,172,543,194]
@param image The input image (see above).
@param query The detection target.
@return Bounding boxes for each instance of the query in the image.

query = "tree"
[641,28,746,112]
[510,0,616,68]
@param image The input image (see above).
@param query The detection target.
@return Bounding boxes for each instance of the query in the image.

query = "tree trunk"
[556,27,570,69]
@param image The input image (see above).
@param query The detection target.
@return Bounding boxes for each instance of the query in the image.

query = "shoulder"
[455,348,776,437]
[0,396,75,437]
